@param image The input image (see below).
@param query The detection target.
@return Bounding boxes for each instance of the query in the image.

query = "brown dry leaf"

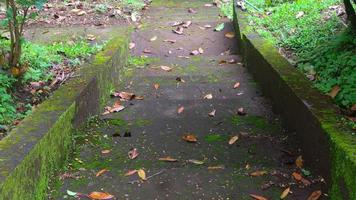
[96,169,108,177]
[208,165,225,170]
[138,169,146,180]
[77,10,86,16]
[190,50,200,55]
[129,42,136,49]
[225,32,235,39]
[182,134,198,143]
[307,190,322,200]
[124,169,138,176]
[233,82,240,89]
[160,65,173,71]
[219,60,227,65]
[237,107,246,116]
[128,148,139,159]
[178,106,185,114]
[292,172,302,181]
[250,170,268,177]
[280,187,290,199]
[203,94,213,99]
[301,177,311,186]
[250,194,268,200]
[154,83,160,90]
[328,85,340,98]
[143,48,152,54]
[183,20,192,28]
[163,39,177,43]
[101,149,111,154]
[134,95,144,100]
[173,27,184,35]
[159,156,178,162]
[115,91,135,100]
[208,109,216,117]
[198,47,204,54]
[150,36,157,41]
[228,135,239,145]
[295,155,303,168]
[86,34,96,41]
[88,192,114,200]
[188,159,204,165]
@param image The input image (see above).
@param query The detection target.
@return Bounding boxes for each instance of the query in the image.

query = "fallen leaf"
[154,83,160,90]
[328,85,340,98]
[173,27,184,35]
[307,190,322,200]
[250,194,268,200]
[214,23,225,31]
[219,60,227,65]
[301,177,311,186]
[204,3,213,7]
[233,82,240,89]
[208,109,216,117]
[67,190,77,197]
[88,192,114,200]
[172,21,184,27]
[86,34,96,41]
[96,169,108,177]
[143,48,152,54]
[203,94,213,99]
[159,156,178,162]
[134,95,144,100]
[129,42,136,49]
[190,50,200,55]
[178,106,185,114]
[280,187,290,199]
[228,135,239,145]
[182,134,198,143]
[237,107,246,116]
[124,169,138,176]
[114,91,135,100]
[128,148,139,159]
[208,165,225,170]
[188,8,197,13]
[204,24,212,28]
[160,65,173,71]
[101,149,111,154]
[250,170,268,177]
[292,172,302,181]
[138,169,146,180]
[225,32,235,39]
[296,11,305,19]
[183,20,192,28]
[198,47,204,54]
[176,77,186,83]
[77,10,86,16]
[163,39,176,43]
[228,59,237,64]
[295,155,303,168]
[188,159,204,165]
[150,36,157,41]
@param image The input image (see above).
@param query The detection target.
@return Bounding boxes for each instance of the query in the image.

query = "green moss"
[107,118,128,127]
[204,134,228,142]
[135,119,151,127]
[231,115,279,133]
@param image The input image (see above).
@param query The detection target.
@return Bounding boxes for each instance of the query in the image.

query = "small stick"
[127,169,166,184]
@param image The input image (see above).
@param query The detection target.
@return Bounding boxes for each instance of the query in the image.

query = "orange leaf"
[159,156,178,162]
[292,172,302,181]
[250,194,268,200]
[280,187,290,199]
[154,83,160,90]
[88,192,114,200]
[225,32,235,39]
[124,169,137,176]
[250,170,268,177]
[307,190,322,200]
[295,155,303,168]
[182,134,197,143]
[178,106,184,114]
[96,169,108,177]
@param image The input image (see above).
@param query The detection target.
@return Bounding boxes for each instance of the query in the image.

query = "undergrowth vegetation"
[0,39,102,125]
[243,0,355,112]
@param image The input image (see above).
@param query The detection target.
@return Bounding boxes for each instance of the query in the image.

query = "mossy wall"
[0,34,129,199]
[233,4,356,200]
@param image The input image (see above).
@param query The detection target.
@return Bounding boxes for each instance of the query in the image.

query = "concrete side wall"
[0,35,129,200]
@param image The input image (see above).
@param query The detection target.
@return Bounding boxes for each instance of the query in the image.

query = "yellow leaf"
[228,135,239,145]
[154,83,160,90]
[295,155,303,168]
[188,159,204,165]
[225,32,235,39]
[280,187,290,199]
[138,169,146,180]
[88,191,114,200]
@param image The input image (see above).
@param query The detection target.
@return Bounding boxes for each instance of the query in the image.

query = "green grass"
[0,39,103,124]
[247,0,355,110]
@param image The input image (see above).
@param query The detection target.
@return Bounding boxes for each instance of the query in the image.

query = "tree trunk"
[344,0,356,32]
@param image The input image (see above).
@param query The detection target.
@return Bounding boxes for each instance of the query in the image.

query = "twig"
[127,169,166,184]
